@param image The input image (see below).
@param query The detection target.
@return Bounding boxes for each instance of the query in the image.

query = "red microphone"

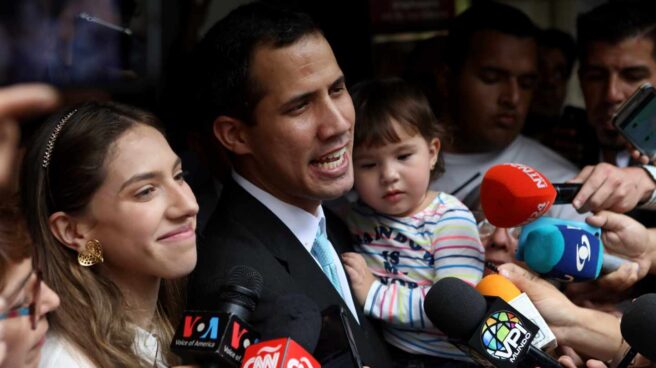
[480,163,580,227]
[240,338,320,368]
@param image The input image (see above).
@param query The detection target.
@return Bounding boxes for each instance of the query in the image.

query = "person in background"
[430,1,584,223]
[342,79,483,367]
[524,28,592,167]
[577,0,656,168]
[21,102,199,367]
[524,28,577,142]
[0,204,60,368]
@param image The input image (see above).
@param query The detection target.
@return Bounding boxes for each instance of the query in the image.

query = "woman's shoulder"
[39,334,95,368]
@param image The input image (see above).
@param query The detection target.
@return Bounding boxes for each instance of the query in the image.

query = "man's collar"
[232,171,324,252]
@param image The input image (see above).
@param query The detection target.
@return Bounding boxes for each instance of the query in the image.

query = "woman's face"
[80,124,199,281]
[1,258,60,368]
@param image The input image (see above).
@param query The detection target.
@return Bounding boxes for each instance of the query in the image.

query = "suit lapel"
[219,180,354,310]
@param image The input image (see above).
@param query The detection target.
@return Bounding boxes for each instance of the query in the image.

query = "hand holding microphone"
[498,263,623,361]
[516,215,647,295]
[570,163,656,213]
[559,293,656,368]
[586,211,654,279]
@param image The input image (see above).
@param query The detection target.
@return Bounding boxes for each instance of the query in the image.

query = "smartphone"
[312,305,364,368]
[612,83,656,160]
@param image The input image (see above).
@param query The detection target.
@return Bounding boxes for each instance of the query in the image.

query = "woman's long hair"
[21,101,185,367]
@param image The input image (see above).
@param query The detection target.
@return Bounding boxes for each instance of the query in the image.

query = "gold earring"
[78,239,104,267]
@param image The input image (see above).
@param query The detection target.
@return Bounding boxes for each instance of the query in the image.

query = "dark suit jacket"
[187,179,392,367]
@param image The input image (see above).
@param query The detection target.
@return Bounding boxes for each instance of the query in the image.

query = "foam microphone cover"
[215,265,265,321]
[424,277,487,339]
[260,293,322,354]
[481,163,557,227]
[475,274,521,302]
[621,293,656,362]
[519,217,604,282]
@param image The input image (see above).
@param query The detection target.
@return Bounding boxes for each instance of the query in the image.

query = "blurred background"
[0,0,609,162]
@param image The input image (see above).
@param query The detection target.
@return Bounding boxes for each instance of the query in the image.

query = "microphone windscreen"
[476,274,521,302]
[219,265,264,310]
[424,277,487,339]
[260,293,322,353]
[519,218,604,281]
[621,293,656,361]
[522,226,565,274]
[480,163,557,227]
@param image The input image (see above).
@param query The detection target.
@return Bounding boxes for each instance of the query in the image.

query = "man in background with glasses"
[472,210,522,275]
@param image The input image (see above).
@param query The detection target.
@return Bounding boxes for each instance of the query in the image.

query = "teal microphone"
[516,217,626,282]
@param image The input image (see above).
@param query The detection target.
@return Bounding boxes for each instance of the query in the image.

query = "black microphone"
[552,183,582,204]
[424,277,561,368]
[314,305,364,368]
[171,265,264,367]
[259,293,322,353]
[616,293,656,368]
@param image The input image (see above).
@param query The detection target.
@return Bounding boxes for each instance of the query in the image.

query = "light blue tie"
[312,218,345,299]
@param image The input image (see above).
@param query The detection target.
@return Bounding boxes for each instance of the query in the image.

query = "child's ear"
[429,138,441,168]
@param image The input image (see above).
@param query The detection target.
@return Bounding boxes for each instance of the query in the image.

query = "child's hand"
[341,252,376,305]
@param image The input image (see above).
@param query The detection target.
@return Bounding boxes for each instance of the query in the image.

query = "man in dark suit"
[186,2,391,366]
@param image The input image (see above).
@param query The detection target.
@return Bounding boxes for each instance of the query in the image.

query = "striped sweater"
[346,192,484,358]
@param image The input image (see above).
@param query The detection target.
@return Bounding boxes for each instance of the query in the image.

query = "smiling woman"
[0,204,60,368]
[20,102,199,367]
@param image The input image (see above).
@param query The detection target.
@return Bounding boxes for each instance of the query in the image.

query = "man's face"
[239,33,355,213]
[531,47,570,117]
[579,36,656,150]
[453,30,538,152]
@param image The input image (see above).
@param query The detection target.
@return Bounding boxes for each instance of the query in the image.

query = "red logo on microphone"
[231,320,250,349]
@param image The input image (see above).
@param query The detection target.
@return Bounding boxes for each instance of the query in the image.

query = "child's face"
[353,120,439,216]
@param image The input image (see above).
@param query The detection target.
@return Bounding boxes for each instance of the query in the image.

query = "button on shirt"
[233,172,359,322]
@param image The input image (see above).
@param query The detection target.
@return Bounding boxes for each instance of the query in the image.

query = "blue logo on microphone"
[576,234,592,272]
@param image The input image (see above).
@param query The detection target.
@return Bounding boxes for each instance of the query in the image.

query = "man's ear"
[48,211,91,252]
[213,116,252,155]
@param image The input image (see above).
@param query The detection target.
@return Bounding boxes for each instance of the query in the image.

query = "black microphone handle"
[553,183,582,204]
[615,347,638,368]
[202,363,222,368]
[524,346,562,368]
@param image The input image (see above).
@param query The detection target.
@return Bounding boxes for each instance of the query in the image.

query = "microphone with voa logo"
[480,163,581,227]
[614,293,656,368]
[171,265,264,367]
[476,274,557,351]
[424,277,561,368]
[516,217,630,282]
